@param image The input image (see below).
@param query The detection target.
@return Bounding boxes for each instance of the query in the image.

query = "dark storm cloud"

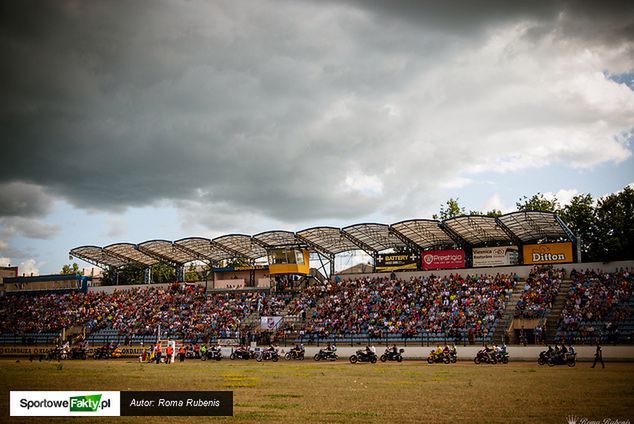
[344,0,634,42]
[0,0,632,229]
[0,182,54,218]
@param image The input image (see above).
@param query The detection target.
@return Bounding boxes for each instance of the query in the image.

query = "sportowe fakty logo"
[11,391,120,417]
[19,394,109,412]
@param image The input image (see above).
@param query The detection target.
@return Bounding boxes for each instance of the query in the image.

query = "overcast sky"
[1,0,633,274]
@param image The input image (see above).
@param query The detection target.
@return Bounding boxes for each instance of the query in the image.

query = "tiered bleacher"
[1,268,632,347]
[0,284,292,345]
[288,274,517,345]
[556,269,633,344]
[514,266,564,318]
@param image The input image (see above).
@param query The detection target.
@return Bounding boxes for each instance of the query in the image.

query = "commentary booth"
[253,231,311,291]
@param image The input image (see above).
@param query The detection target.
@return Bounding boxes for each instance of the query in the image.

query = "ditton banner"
[376,253,419,272]
[421,249,465,270]
[522,242,574,265]
[472,246,519,267]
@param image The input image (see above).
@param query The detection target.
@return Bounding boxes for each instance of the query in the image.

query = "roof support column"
[176,265,184,282]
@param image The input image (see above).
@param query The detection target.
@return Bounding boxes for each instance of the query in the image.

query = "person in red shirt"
[154,343,162,364]
[166,344,174,364]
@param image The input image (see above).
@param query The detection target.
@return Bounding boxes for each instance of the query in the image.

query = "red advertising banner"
[421,249,465,270]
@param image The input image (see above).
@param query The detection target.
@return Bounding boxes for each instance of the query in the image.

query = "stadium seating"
[0,268,630,346]
[555,269,633,344]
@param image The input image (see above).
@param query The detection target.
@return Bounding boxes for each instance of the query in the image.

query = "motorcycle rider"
[560,344,568,360]
[291,343,305,357]
[210,344,222,358]
[443,344,450,356]
[434,344,443,359]
[484,344,494,362]
[363,345,373,359]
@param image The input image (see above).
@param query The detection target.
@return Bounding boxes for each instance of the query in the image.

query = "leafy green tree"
[558,193,599,261]
[484,209,503,217]
[226,257,252,268]
[433,198,466,220]
[61,262,83,275]
[516,193,559,212]
[185,264,199,282]
[151,263,176,284]
[594,185,634,261]
[468,209,503,217]
[100,264,145,285]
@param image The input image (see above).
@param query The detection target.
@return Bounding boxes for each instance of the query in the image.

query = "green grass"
[1,359,633,423]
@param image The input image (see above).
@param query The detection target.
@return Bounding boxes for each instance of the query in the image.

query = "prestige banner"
[421,249,465,270]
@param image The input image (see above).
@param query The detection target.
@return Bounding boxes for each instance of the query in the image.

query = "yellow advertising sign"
[522,242,573,265]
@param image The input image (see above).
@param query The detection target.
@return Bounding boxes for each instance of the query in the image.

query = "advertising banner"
[260,316,283,330]
[421,249,465,270]
[472,246,519,267]
[522,242,574,265]
[0,345,144,358]
[375,253,420,272]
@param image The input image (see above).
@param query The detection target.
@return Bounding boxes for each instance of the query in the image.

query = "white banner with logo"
[260,316,283,330]
[472,246,519,267]
[10,391,121,417]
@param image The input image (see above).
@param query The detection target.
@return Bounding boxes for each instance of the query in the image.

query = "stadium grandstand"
[0,211,632,352]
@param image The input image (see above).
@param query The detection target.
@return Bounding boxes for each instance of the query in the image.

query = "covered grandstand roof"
[138,239,196,265]
[212,234,268,260]
[70,211,575,269]
[296,226,361,255]
[103,243,159,266]
[69,245,129,268]
[174,237,235,262]
[391,219,454,249]
[253,230,302,248]
[498,211,574,242]
[442,215,515,245]
[342,223,406,253]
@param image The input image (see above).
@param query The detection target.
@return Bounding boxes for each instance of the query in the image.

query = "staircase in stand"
[543,279,572,344]
[491,287,525,344]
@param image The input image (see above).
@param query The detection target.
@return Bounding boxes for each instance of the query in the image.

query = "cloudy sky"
[1,0,633,275]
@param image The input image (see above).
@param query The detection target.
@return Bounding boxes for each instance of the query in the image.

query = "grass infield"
[1,359,633,423]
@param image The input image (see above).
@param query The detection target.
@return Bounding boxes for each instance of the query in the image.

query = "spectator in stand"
[557,269,632,344]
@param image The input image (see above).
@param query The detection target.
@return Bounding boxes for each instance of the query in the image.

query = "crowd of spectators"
[0,284,290,341]
[4,267,631,346]
[514,266,565,318]
[1,274,518,344]
[557,268,633,344]
[292,273,517,342]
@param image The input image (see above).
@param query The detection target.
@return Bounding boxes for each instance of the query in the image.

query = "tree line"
[435,185,633,262]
